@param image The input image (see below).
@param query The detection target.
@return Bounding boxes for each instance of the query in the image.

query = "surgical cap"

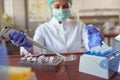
[48,0,72,8]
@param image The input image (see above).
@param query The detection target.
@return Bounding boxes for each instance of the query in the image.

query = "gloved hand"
[85,25,104,49]
[9,31,33,51]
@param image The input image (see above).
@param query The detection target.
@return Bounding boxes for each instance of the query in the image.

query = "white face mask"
[52,8,71,21]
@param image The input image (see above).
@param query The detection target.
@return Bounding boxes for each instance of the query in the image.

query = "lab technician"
[9,0,104,55]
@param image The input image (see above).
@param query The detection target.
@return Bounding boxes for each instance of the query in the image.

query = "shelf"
[78,9,120,16]
[79,15,120,27]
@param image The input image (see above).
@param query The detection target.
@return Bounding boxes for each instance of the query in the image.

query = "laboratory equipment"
[112,38,120,51]
[19,55,64,71]
[0,26,77,72]
[0,26,65,60]
[0,40,8,66]
[0,26,77,62]
[79,45,120,79]
[0,38,9,80]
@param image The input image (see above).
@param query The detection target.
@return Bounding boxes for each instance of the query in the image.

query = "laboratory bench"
[9,53,120,80]
[104,33,119,46]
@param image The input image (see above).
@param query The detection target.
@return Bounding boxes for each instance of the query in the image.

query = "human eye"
[53,4,60,9]
[63,3,69,9]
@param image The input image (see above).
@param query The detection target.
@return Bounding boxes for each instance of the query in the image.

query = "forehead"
[53,0,69,5]
[54,0,69,3]
[57,0,68,1]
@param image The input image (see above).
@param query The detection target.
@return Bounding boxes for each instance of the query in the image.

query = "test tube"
[100,47,112,56]
[90,46,101,54]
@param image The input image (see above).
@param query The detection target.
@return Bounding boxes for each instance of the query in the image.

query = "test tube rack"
[19,55,64,72]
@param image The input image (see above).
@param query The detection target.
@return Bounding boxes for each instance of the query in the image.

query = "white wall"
[72,0,120,11]
[71,0,120,17]
[4,0,14,24]
[13,0,26,30]
[3,0,26,30]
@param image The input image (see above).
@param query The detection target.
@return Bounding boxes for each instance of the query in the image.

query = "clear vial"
[65,54,77,61]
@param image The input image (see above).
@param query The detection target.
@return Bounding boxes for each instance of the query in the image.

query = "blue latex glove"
[85,26,104,49]
[9,31,33,51]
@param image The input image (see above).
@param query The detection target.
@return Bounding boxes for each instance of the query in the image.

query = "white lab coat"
[31,18,89,54]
